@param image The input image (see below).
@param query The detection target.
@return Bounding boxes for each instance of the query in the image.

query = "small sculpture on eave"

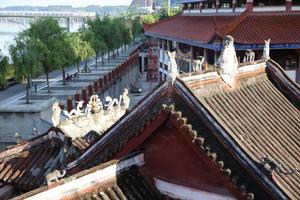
[167,51,178,84]
[120,88,130,110]
[86,94,103,114]
[216,35,238,87]
[243,49,255,63]
[105,96,119,112]
[45,169,66,185]
[193,56,205,72]
[63,101,85,118]
[15,132,22,143]
[52,101,61,127]
[262,39,270,60]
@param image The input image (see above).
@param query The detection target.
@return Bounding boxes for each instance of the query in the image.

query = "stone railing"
[253,5,286,12]
[66,52,139,112]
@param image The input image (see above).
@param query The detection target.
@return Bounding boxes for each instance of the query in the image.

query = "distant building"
[130,0,154,13]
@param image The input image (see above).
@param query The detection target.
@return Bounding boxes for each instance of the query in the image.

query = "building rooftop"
[145,11,300,49]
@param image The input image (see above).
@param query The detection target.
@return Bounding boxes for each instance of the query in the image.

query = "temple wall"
[137,121,234,197]
[0,98,55,150]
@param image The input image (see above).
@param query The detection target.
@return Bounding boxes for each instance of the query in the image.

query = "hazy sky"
[0,0,132,7]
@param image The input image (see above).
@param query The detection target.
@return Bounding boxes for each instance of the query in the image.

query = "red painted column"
[111,70,115,81]
[98,78,103,91]
[75,91,80,106]
[67,96,73,112]
[82,87,87,104]
[88,82,93,96]
[286,0,292,11]
[108,72,112,83]
[246,0,253,12]
[104,75,108,88]
[94,80,98,93]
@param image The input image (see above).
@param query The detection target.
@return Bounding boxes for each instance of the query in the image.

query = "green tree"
[0,50,10,89]
[132,16,143,38]
[59,32,74,85]
[142,14,157,24]
[9,31,42,103]
[27,18,68,92]
[68,32,95,77]
[80,29,96,73]
[86,16,108,67]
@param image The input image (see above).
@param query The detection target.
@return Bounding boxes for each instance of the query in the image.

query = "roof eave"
[145,31,218,50]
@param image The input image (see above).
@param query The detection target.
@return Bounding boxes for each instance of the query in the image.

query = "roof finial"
[262,39,270,60]
[216,35,238,87]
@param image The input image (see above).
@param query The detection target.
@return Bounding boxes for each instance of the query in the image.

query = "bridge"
[0,11,96,19]
[0,11,96,32]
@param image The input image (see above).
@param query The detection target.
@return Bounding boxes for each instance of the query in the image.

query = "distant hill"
[0,5,129,15]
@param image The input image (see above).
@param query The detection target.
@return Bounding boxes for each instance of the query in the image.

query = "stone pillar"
[296,53,300,84]
[66,17,70,33]
[200,2,203,12]
[204,48,208,64]
[141,54,145,73]
[167,40,170,51]
[246,0,253,12]
[216,0,220,12]
[214,51,218,65]
[232,0,237,12]
[190,46,194,72]
[286,0,292,11]
[67,96,73,112]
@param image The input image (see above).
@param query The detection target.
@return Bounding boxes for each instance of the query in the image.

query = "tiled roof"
[15,154,162,200]
[182,60,300,199]
[145,12,300,45]
[81,167,161,200]
[0,129,67,193]
[144,15,237,43]
[218,12,300,44]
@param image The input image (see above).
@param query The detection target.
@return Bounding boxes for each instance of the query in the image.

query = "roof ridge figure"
[216,35,238,87]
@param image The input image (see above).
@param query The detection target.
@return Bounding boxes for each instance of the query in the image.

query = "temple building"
[144,0,300,83]
[1,36,300,199]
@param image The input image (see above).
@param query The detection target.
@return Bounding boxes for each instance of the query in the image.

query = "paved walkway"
[0,48,130,107]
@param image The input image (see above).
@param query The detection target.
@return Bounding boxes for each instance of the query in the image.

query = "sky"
[0,0,133,7]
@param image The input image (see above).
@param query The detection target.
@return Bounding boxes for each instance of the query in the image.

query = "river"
[0,20,83,57]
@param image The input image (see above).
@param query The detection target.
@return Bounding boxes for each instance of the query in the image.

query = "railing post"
[88,82,93,96]
[82,87,87,105]
[67,96,73,112]
[75,91,80,106]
